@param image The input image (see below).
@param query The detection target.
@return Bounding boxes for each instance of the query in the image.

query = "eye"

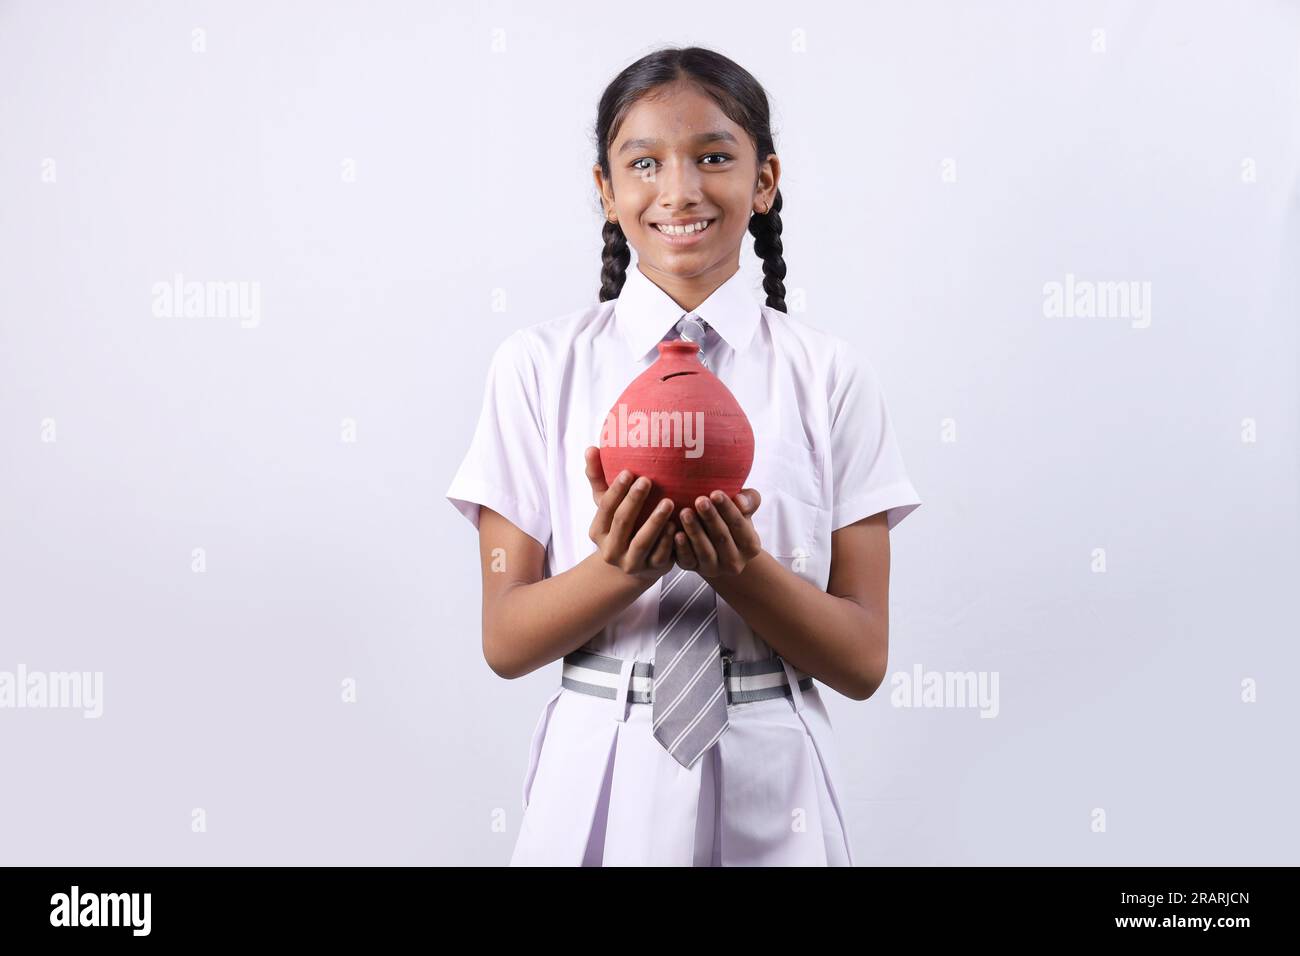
[630,153,732,171]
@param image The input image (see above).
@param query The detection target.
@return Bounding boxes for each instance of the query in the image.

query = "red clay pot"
[598,340,754,536]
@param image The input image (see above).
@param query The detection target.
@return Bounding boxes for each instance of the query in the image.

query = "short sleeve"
[827,340,922,532]
[445,330,552,549]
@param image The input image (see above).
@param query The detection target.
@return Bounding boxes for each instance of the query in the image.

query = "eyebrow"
[617,130,740,155]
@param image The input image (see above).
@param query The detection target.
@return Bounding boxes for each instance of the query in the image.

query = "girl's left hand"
[673,489,763,579]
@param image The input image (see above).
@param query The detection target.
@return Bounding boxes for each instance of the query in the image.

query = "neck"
[637,257,740,314]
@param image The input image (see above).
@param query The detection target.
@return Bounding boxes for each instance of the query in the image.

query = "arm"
[477,504,658,679]
[478,449,736,679]
[674,492,891,701]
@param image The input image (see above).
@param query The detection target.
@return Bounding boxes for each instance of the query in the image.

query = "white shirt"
[446,261,922,865]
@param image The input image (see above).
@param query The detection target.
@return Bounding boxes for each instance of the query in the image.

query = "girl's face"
[595,82,779,291]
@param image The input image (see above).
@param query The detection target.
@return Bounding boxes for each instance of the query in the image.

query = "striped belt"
[561,648,814,705]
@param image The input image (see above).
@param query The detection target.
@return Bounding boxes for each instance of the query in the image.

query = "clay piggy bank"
[598,339,754,535]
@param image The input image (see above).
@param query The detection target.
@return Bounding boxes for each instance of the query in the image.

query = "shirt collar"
[613,262,762,363]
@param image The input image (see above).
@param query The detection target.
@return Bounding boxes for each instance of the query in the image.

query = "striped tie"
[651,314,730,770]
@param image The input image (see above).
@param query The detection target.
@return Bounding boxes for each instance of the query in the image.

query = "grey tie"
[651,313,730,770]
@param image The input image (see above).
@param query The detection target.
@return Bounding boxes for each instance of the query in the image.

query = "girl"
[446,46,921,866]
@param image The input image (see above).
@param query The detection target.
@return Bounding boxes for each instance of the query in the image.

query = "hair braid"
[748,188,786,313]
[598,219,630,302]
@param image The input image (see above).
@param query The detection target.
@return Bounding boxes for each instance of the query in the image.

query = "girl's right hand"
[584,446,675,582]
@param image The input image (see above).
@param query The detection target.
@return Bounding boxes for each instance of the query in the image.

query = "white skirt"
[509,673,855,866]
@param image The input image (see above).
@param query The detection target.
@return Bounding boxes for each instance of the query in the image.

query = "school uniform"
[446,261,922,866]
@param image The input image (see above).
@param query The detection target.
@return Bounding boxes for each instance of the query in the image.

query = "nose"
[655,157,704,211]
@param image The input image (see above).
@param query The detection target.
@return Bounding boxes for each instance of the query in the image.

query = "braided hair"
[593,47,788,314]
[599,219,630,304]
[748,188,786,313]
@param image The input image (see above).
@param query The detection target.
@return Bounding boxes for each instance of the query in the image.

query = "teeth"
[655,220,712,236]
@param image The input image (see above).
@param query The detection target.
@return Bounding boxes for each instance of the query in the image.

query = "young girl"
[446,46,921,866]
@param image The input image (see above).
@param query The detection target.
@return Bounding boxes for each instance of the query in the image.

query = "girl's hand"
[673,489,763,579]
[584,446,675,582]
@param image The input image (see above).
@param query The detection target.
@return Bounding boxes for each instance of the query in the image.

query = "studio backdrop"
[1,0,1295,864]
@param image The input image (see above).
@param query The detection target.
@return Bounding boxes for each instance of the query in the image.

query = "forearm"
[704,550,886,700]
[487,551,655,679]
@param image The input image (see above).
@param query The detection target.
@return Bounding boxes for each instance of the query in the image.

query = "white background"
[1,0,1296,864]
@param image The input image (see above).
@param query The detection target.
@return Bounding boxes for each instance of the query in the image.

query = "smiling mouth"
[652,219,715,237]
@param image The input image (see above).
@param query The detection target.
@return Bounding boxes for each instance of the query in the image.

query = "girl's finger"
[673,531,698,570]
[711,490,749,537]
[609,474,652,546]
[681,506,718,569]
[695,493,740,565]
[627,496,674,564]
[649,519,675,569]
[592,469,633,536]
[710,490,760,555]
[585,447,610,506]
[736,488,761,516]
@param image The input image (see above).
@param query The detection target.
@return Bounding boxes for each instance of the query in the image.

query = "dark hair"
[594,46,787,312]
